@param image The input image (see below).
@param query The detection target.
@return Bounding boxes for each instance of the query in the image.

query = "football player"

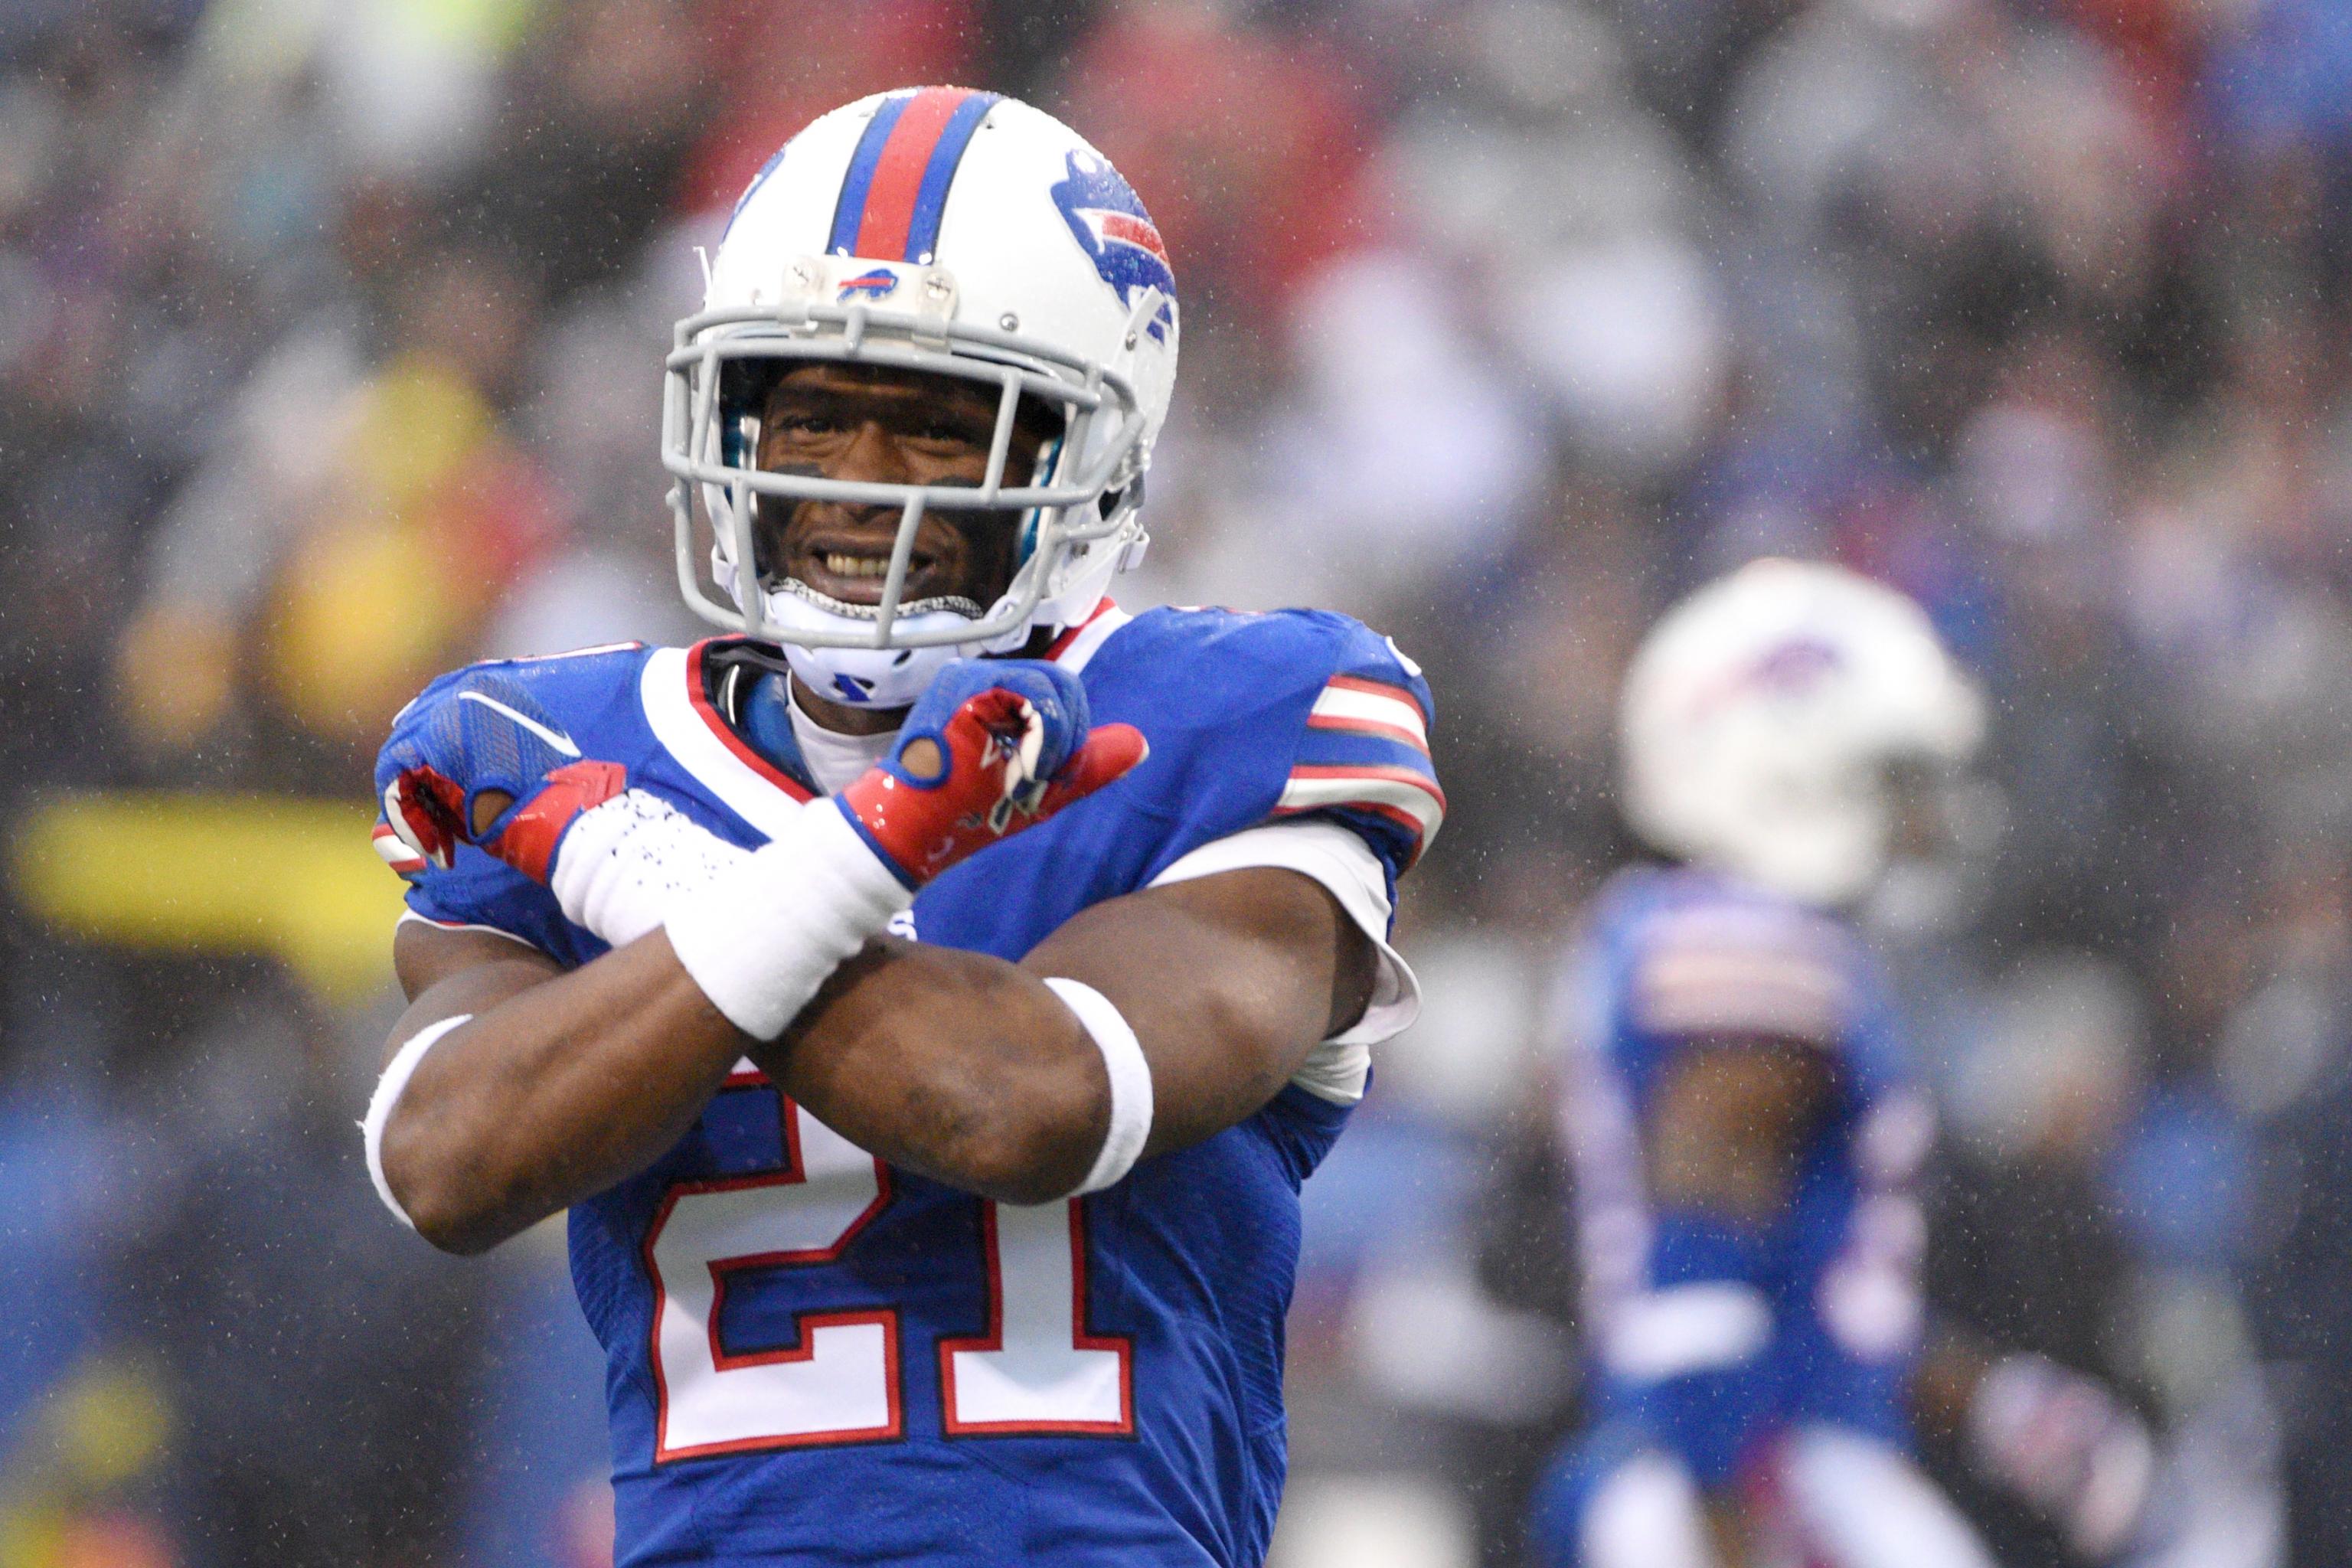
[361,90,1441,1566]
[1530,560,2151,1568]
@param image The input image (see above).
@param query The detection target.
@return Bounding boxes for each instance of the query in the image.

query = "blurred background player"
[1530,560,2153,1568]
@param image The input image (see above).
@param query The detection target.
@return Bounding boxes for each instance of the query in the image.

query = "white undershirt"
[1149,819,1419,1102]
[785,678,900,795]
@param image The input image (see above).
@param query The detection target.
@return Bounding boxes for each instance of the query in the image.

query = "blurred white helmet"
[1619,558,1987,908]
[662,87,1179,708]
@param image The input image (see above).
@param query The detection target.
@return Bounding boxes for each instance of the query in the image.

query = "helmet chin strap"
[771,628,969,710]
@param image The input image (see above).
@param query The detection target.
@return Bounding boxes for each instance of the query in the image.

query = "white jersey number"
[645,1081,1132,1459]
[941,1199,1132,1433]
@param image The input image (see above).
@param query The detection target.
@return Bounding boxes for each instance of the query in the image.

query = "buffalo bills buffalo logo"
[1049,152,1177,343]
[837,267,900,302]
[1690,636,1845,720]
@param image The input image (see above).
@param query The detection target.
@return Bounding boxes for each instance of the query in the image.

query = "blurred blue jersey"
[1557,867,1935,1488]
[389,603,1439,1568]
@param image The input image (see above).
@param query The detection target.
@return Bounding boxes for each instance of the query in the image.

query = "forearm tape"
[550,789,752,948]
[1042,977,1154,1194]
[663,799,914,1040]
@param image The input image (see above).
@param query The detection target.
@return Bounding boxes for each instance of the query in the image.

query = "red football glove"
[374,675,627,884]
[837,659,1146,886]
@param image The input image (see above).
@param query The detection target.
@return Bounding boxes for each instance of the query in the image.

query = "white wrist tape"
[1044,978,1154,1195]
[361,1012,472,1230]
[550,789,751,947]
[664,799,913,1040]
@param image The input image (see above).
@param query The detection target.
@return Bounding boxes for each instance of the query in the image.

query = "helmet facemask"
[663,277,1160,703]
[717,356,1058,628]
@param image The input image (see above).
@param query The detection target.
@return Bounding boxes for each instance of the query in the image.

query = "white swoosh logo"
[458,690,582,757]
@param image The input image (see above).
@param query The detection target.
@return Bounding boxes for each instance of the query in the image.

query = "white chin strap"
[717,562,1024,709]
[776,637,964,710]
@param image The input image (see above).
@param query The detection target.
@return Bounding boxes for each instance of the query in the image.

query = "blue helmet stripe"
[826,93,911,256]
[902,91,1001,264]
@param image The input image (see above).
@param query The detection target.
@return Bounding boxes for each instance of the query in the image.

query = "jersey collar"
[639,642,815,841]
[1043,598,1129,671]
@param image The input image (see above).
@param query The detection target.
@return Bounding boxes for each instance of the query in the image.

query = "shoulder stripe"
[1327,673,1428,723]
[1272,798,1436,867]
[1632,947,1847,1046]
[684,642,817,805]
[1045,598,1129,672]
[1627,899,1856,1045]
[1274,764,1446,864]
[1308,678,1429,754]
[1285,761,1446,801]
[640,643,814,842]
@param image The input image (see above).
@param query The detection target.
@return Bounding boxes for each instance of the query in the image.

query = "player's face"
[753,363,1055,612]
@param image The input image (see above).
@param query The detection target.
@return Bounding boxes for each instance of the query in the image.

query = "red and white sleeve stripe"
[1305,675,1431,753]
[1273,676,1446,865]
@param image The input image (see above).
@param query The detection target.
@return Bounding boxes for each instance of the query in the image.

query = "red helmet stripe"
[853,87,978,262]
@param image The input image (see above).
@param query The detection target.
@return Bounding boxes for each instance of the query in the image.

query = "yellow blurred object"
[11,793,403,1003]
[0,1505,64,1568]
[113,609,239,751]
[0,1360,178,1568]
[403,0,544,54]
[262,354,538,746]
[348,357,492,513]
[267,517,462,744]
[51,1367,169,1493]
[198,0,544,93]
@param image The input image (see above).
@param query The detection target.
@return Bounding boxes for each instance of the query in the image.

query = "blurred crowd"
[5,0,2352,1563]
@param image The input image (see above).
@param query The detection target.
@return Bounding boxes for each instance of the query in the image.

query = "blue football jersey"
[390,603,1441,1567]
[1557,867,1934,1485]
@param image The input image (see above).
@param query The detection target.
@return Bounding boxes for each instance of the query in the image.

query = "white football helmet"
[662,88,1181,707]
[1619,558,1987,908]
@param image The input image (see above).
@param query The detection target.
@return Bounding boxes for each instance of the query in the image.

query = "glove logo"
[456,689,581,756]
[1050,152,1175,343]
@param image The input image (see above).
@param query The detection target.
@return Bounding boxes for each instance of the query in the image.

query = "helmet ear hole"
[718,359,775,472]
[1100,472,1144,521]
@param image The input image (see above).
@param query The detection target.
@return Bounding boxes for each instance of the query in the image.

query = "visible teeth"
[824,552,890,579]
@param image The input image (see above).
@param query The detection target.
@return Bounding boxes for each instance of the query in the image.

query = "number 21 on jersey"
[643,1080,1132,1459]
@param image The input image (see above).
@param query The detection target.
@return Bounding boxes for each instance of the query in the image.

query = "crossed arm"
[381,865,1376,1254]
